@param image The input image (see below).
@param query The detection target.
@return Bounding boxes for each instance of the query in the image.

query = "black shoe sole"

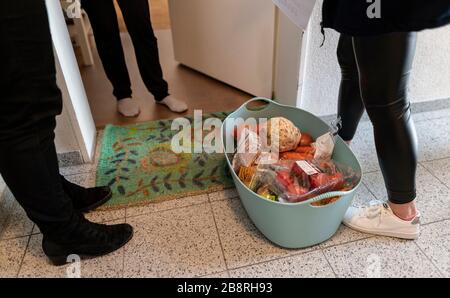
[47,228,134,266]
[77,189,113,213]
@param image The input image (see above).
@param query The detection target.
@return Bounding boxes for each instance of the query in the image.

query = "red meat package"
[273,159,358,203]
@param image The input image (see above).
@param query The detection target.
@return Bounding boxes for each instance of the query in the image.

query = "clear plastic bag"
[313,133,335,160]
[249,161,288,191]
[267,159,359,203]
[312,117,342,161]
[232,128,261,172]
[247,161,293,201]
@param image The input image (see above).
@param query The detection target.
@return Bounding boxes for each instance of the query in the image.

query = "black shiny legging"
[337,32,418,204]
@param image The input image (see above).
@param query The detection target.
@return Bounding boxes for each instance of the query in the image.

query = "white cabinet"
[169,0,303,105]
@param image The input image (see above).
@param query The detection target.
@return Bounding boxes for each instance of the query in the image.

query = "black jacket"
[322,0,450,36]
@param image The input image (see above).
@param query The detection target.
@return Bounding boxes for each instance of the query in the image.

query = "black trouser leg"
[0,1,77,237]
[0,121,77,236]
[338,32,418,204]
[81,0,132,100]
[337,34,365,141]
[117,0,169,101]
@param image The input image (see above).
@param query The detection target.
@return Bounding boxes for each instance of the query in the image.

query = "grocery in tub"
[231,117,360,205]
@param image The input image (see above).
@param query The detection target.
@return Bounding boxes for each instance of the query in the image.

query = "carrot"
[280,152,314,161]
[294,146,315,155]
[299,133,314,146]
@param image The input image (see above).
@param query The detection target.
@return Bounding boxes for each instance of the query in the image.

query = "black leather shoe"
[60,175,112,212]
[42,216,133,266]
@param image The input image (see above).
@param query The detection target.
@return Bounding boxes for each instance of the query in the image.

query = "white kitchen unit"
[169,0,304,105]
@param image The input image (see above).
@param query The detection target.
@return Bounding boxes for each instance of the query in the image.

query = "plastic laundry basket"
[221,98,362,249]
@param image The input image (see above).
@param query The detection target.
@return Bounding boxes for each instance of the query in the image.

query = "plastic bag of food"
[238,165,257,187]
[248,161,292,195]
[254,184,278,201]
[232,128,261,172]
[312,118,342,160]
[272,159,359,203]
[313,133,335,160]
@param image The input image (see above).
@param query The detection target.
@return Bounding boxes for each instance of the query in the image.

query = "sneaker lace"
[361,200,388,220]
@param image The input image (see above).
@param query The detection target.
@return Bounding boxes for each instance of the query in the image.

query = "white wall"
[298,0,450,116]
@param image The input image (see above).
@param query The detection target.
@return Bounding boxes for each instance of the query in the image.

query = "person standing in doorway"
[81,0,188,117]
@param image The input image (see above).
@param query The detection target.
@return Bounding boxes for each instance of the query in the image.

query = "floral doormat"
[96,112,234,210]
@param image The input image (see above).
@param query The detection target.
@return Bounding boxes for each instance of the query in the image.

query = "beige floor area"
[2,108,450,277]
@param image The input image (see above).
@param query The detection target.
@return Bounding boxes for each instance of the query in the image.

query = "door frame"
[46,0,97,162]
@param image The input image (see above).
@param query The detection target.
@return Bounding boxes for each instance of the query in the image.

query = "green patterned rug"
[96,112,234,210]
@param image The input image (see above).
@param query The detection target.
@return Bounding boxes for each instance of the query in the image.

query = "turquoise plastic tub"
[221,98,362,249]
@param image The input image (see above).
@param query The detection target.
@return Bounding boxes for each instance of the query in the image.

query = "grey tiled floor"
[1,112,450,278]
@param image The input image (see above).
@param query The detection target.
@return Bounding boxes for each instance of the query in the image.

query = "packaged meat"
[273,159,358,203]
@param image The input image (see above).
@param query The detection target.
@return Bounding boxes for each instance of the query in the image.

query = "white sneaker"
[343,200,420,240]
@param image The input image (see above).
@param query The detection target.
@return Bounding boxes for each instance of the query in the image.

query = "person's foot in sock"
[157,95,188,113]
[60,175,112,213]
[117,97,140,117]
[42,214,133,266]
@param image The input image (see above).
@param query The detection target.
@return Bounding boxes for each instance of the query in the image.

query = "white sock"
[117,98,140,117]
[157,95,188,113]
